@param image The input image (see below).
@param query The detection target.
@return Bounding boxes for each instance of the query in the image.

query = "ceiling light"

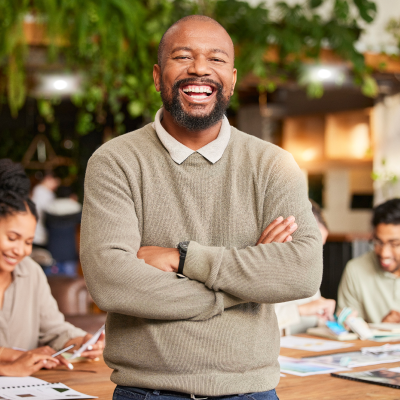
[317,68,332,80]
[53,79,68,90]
[31,74,82,97]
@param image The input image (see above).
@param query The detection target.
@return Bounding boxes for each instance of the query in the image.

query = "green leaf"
[334,0,349,21]
[353,0,377,23]
[361,75,378,97]
[309,0,324,8]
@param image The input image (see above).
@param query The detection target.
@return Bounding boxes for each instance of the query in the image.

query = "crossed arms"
[80,151,323,321]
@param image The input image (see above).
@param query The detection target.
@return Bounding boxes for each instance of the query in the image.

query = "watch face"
[179,241,190,251]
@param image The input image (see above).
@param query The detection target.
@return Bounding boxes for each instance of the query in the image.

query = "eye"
[174,56,190,60]
[210,58,225,63]
[8,237,16,241]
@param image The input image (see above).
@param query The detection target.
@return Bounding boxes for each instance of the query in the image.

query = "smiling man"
[338,198,400,323]
[81,15,322,400]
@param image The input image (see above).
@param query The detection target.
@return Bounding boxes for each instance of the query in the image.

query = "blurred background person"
[275,200,336,334]
[338,198,400,323]
[44,186,82,277]
[31,172,60,248]
[0,159,103,371]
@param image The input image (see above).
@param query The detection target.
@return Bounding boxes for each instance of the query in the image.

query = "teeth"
[182,85,213,94]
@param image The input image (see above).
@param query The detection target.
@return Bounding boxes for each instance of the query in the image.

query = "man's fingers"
[256,217,283,245]
[261,218,297,245]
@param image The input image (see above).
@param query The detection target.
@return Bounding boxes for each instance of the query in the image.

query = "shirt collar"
[13,260,29,278]
[152,108,231,165]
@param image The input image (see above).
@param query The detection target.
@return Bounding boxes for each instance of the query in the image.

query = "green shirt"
[338,251,400,323]
[80,123,322,395]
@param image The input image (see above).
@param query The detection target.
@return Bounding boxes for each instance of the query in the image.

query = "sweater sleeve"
[36,267,87,350]
[80,153,245,322]
[182,152,323,304]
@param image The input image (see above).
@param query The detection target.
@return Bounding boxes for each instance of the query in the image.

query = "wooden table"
[32,336,400,400]
[277,335,400,400]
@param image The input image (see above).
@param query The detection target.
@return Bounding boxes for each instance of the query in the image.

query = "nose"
[380,243,393,258]
[187,55,211,77]
[12,241,25,258]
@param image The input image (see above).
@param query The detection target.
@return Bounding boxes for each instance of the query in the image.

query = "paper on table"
[305,351,400,368]
[0,378,97,399]
[70,324,105,360]
[0,376,48,387]
[280,336,353,352]
[279,356,349,377]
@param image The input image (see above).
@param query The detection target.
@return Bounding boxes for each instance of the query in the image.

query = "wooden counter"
[32,336,400,399]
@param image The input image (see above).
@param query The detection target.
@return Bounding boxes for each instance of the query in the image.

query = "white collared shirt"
[152,108,231,164]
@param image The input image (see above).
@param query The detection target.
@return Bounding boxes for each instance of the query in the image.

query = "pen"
[51,344,75,358]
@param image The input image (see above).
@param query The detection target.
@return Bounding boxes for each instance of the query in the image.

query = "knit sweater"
[80,123,323,395]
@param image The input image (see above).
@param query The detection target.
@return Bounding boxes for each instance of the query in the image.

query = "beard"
[160,77,231,131]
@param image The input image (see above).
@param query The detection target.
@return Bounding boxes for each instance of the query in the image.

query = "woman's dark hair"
[0,159,38,220]
[372,198,400,227]
[310,199,328,230]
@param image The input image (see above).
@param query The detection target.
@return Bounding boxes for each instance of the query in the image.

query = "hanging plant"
[0,0,378,136]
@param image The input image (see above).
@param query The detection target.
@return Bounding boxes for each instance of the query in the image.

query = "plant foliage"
[0,0,377,135]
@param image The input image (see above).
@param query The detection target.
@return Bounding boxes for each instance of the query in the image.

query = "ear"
[230,68,237,96]
[153,64,161,92]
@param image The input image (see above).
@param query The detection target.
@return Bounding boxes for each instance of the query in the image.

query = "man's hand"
[137,246,179,272]
[298,297,336,322]
[0,352,57,377]
[138,216,297,273]
[63,332,105,360]
[382,310,400,323]
[257,216,297,245]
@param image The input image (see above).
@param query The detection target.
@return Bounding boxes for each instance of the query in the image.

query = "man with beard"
[81,15,322,400]
[338,198,400,323]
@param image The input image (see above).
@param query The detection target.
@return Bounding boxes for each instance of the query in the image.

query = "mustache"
[172,78,223,92]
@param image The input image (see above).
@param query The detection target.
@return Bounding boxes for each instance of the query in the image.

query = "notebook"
[0,376,97,399]
[331,368,400,389]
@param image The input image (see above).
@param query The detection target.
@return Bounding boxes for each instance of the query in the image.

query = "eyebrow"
[374,236,400,242]
[7,231,21,237]
[171,46,230,57]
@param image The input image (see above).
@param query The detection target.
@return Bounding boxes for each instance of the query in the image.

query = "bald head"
[157,15,234,67]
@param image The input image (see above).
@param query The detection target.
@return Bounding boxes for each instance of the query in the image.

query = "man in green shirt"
[338,198,400,323]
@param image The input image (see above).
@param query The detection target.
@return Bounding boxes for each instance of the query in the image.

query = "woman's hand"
[29,346,73,369]
[63,332,105,359]
[0,351,56,377]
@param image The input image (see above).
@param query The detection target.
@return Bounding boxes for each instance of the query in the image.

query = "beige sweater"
[0,257,86,351]
[80,124,322,395]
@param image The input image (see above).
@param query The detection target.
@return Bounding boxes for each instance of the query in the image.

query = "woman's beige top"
[0,257,86,351]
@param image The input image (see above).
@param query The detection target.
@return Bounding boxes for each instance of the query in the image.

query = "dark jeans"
[113,386,279,400]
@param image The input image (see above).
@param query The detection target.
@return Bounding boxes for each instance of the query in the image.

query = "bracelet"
[0,347,4,362]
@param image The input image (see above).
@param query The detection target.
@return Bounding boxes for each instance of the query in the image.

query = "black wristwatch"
[177,241,190,275]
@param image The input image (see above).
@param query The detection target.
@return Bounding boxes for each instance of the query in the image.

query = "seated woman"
[275,200,336,334]
[0,159,104,376]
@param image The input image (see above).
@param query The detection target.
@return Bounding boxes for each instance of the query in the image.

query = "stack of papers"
[368,323,400,342]
[305,350,400,368]
[279,356,349,376]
